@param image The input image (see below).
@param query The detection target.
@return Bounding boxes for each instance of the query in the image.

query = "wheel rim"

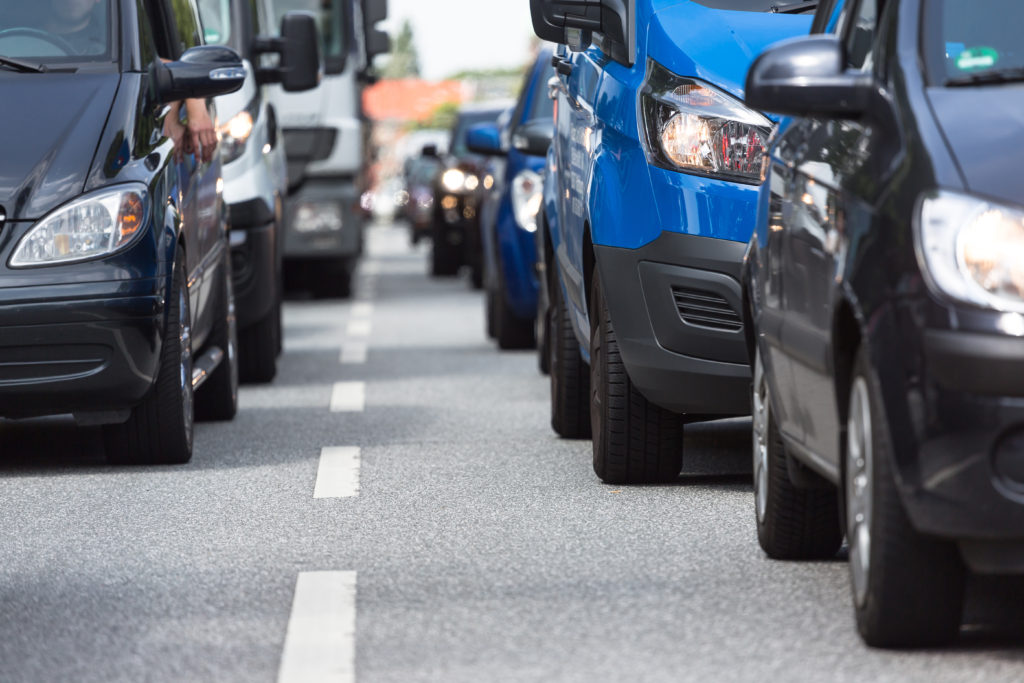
[846,376,873,608]
[752,349,770,525]
[227,278,239,401]
[178,284,194,451]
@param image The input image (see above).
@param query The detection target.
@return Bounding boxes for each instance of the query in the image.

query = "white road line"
[330,382,365,412]
[277,571,357,683]
[340,341,368,364]
[351,302,374,318]
[313,447,361,498]
[346,319,372,338]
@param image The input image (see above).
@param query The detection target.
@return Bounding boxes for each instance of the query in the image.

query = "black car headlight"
[916,190,1024,314]
[10,184,149,267]
[639,60,771,184]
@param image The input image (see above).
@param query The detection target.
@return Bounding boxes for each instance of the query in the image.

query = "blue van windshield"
[0,0,115,63]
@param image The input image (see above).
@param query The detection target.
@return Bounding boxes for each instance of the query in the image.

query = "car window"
[0,0,117,63]
[925,0,1024,85]
[170,0,204,53]
[845,0,877,71]
[529,63,556,121]
[198,0,232,46]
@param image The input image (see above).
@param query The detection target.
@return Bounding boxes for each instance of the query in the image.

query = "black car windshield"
[926,0,1024,86]
[451,110,504,157]
[0,0,116,65]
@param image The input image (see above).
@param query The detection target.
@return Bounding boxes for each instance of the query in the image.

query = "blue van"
[468,48,556,350]
[530,0,813,483]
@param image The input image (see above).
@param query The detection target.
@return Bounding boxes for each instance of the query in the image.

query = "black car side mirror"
[745,35,872,117]
[254,12,323,92]
[466,123,505,157]
[511,118,554,157]
[150,45,246,105]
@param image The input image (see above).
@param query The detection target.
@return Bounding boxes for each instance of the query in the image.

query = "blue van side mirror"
[150,45,246,105]
[466,123,505,157]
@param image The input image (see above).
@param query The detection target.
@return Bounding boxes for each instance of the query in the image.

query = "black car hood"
[928,84,1024,206]
[0,72,120,221]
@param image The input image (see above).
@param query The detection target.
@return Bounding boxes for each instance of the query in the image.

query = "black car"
[430,103,509,283]
[743,0,1024,647]
[0,0,249,464]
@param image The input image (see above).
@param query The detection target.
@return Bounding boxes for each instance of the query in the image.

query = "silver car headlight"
[511,170,542,233]
[10,184,149,267]
[639,60,771,184]
[916,190,1024,313]
[217,97,259,165]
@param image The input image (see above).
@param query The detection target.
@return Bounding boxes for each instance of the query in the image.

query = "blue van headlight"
[9,185,150,267]
[639,60,771,184]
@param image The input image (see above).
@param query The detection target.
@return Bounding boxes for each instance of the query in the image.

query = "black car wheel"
[590,275,682,484]
[752,346,841,559]
[430,222,461,277]
[196,250,240,420]
[104,248,194,465]
[845,347,965,647]
[549,277,590,439]
[239,305,278,383]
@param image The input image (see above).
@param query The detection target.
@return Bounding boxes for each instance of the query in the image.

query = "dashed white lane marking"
[351,302,374,318]
[340,341,368,365]
[346,319,372,338]
[277,571,357,683]
[330,382,365,412]
[314,447,361,498]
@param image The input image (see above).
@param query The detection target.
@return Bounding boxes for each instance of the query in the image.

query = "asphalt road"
[1,223,1022,682]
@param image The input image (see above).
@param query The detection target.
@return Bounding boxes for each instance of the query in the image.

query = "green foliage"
[381,19,421,79]
[410,101,459,131]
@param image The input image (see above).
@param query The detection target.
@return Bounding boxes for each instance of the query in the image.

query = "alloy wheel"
[178,284,194,452]
[752,349,769,525]
[846,376,873,608]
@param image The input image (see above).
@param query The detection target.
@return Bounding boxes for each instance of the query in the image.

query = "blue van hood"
[647,2,812,105]
[0,72,119,221]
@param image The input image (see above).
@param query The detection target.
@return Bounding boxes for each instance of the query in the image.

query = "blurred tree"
[412,101,459,131]
[381,19,421,79]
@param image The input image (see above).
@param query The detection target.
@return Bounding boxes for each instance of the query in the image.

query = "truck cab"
[531,0,814,483]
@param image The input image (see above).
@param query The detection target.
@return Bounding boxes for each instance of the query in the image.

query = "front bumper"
[594,231,750,417]
[283,179,363,260]
[0,280,163,420]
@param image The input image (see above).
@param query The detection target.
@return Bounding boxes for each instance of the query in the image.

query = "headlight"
[639,60,771,184]
[10,185,149,267]
[511,170,543,233]
[441,168,466,192]
[916,190,1024,312]
[218,97,259,165]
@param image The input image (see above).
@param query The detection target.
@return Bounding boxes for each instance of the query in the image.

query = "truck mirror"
[253,12,323,92]
[529,0,634,65]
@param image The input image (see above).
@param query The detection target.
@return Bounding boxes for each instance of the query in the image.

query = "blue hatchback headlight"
[10,184,150,267]
[639,60,771,184]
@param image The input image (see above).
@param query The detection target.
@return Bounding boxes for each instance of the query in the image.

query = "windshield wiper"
[0,55,47,73]
[946,66,1024,87]
[769,2,818,13]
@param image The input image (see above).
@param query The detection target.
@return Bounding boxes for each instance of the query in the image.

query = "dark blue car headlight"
[10,184,150,267]
[639,60,771,184]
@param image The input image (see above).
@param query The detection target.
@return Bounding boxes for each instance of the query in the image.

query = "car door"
[778,0,881,468]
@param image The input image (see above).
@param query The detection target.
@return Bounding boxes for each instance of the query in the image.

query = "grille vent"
[672,287,742,332]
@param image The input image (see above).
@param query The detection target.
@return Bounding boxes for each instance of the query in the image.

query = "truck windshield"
[270,0,347,60]
[0,0,116,64]
[925,0,1024,86]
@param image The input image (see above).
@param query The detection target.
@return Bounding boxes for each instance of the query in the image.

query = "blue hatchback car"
[530,0,813,483]
[468,48,556,350]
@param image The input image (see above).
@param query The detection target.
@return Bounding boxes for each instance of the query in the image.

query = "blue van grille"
[672,288,742,332]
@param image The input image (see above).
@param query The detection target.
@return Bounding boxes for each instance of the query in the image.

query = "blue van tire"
[590,275,682,484]
[495,265,534,350]
[550,281,591,438]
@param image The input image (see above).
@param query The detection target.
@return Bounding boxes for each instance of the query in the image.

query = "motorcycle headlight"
[511,170,543,233]
[441,168,466,192]
[639,60,771,184]
[10,185,149,267]
[916,190,1024,313]
[218,97,259,165]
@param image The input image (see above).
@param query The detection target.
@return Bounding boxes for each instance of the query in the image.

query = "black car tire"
[590,275,682,484]
[469,259,484,290]
[537,298,551,376]
[752,347,841,559]
[430,222,460,277]
[196,249,240,421]
[485,280,498,339]
[314,259,353,299]
[104,249,194,465]
[846,347,965,648]
[549,278,590,439]
[494,264,534,350]
[239,305,278,383]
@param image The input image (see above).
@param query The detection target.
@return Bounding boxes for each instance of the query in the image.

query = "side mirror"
[529,0,634,65]
[745,36,872,117]
[150,46,245,105]
[421,144,439,158]
[364,0,391,62]
[254,12,323,92]
[466,123,504,157]
[511,118,554,157]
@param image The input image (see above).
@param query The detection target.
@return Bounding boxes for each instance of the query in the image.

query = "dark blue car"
[469,48,556,351]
